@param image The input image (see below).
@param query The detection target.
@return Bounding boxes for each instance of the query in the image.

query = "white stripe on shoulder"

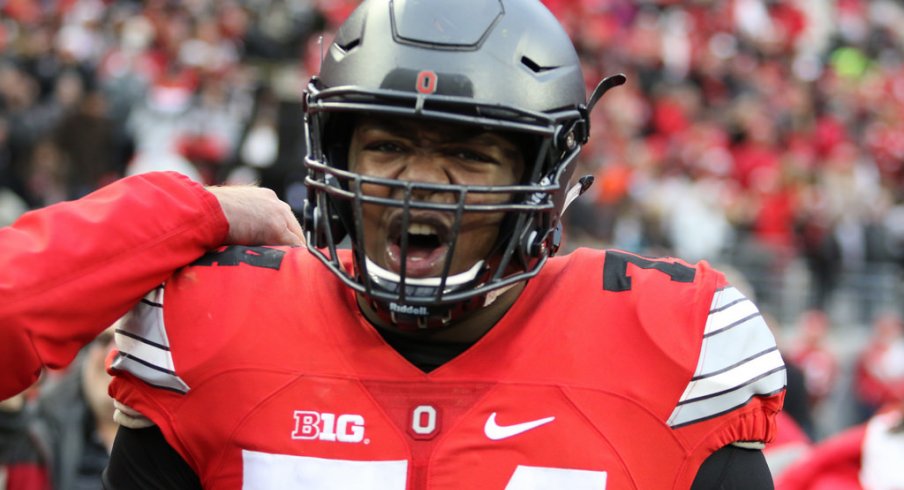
[111,287,189,393]
[668,286,785,428]
[709,286,746,311]
[704,287,761,336]
[668,369,786,428]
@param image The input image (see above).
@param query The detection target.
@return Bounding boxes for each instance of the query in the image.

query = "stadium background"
[2,0,904,448]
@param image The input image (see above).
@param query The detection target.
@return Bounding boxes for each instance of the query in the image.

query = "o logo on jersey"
[292,410,366,444]
[408,404,440,440]
[416,70,438,94]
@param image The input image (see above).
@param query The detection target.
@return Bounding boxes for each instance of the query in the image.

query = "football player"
[0,173,301,400]
[105,0,786,488]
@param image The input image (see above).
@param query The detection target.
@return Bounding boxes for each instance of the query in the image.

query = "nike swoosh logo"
[484,412,556,440]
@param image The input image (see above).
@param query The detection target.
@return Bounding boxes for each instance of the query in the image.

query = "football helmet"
[303,0,623,329]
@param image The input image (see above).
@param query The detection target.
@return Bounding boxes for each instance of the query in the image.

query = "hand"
[206,186,305,247]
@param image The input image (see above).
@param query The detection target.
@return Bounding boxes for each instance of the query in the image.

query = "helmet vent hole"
[337,38,361,53]
[520,56,557,73]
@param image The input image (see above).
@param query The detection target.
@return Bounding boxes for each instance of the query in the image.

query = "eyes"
[364,141,499,165]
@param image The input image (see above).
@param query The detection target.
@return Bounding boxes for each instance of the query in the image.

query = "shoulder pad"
[110,286,190,394]
[667,286,786,428]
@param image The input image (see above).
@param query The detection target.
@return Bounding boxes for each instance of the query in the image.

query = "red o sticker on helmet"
[416,70,438,94]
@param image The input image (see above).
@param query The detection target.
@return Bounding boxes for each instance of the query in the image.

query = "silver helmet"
[303,0,623,329]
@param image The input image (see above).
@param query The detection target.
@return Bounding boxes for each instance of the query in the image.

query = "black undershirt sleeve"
[103,423,772,489]
[691,444,774,490]
[103,426,202,490]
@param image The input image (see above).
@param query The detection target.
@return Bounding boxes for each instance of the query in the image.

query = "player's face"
[348,116,524,278]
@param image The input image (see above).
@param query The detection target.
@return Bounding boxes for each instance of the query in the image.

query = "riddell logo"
[389,302,428,316]
[292,411,367,444]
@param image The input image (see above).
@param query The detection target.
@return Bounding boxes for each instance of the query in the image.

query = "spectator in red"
[775,400,904,489]
[853,312,904,422]
[0,393,50,490]
[765,411,812,482]
[787,309,840,410]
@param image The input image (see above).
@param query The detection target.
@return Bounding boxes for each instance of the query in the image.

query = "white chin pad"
[364,257,484,288]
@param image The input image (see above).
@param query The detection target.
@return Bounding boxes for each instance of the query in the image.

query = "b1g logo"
[292,410,366,444]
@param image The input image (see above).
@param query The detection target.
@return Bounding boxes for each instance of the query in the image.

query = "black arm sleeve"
[690,445,774,490]
[103,426,202,490]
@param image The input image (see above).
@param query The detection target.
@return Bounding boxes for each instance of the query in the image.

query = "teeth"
[408,223,438,236]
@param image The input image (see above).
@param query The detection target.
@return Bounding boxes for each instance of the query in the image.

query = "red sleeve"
[0,171,228,399]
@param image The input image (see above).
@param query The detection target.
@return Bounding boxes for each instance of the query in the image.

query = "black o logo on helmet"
[416,70,438,94]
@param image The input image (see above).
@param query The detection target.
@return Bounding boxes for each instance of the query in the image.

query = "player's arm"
[0,171,302,399]
[103,426,202,490]
[692,445,774,489]
[0,171,229,399]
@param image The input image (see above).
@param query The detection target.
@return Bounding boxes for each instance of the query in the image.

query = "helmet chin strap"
[563,175,595,213]
[364,258,487,330]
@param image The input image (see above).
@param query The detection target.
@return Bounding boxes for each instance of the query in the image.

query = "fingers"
[277,227,305,247]
[284,209,306,247]
[266,202,304,247]
[207,185,306,247]
[274,199,305,247]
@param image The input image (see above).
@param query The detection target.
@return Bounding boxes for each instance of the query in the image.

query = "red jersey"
[109,247,785,489]
[0,172,227,399]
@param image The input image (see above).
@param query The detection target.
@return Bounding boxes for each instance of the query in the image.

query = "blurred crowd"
[0,0,356,225]
[550,0,904,319]
[3,0,904,312]
[3,0,904,489]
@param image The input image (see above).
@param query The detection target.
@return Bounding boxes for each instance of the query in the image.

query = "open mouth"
[386,216,451,277]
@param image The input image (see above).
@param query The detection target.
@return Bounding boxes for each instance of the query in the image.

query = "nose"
[397,150,450,183]
[395,151,455,203]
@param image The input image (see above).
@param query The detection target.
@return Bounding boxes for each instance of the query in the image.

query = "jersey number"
[194,246,285,270]
[603,251,695,292]
[243,451,607,489]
